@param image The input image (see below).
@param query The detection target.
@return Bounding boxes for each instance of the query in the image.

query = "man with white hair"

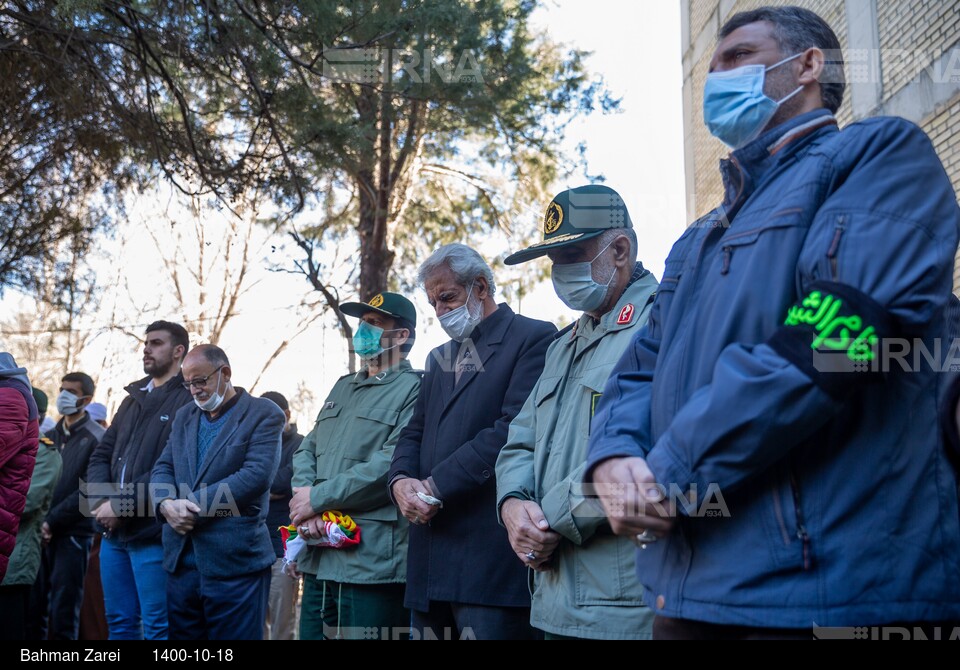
[389,244,557,640]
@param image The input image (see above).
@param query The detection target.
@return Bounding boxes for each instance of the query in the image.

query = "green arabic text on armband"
[784,291,879,362]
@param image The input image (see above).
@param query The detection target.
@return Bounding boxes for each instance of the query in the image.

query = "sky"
[2,1,688,426]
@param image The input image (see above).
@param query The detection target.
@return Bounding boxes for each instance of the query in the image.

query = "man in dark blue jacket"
[587,6,960,638]
[389,244,556,640]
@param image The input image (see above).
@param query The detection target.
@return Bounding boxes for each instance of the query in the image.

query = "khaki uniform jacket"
[293,359,420,584]
[496,268,658,639]
[2,437,62,586]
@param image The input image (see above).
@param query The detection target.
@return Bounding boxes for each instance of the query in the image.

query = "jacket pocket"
[717,217,807,277]
[533,376,563,448]
[311,405,343,455]
[580,367,612,440]
[758,466,808,570]
[343,407,400,461]
[574,534,645,606]
[824,215,846,282]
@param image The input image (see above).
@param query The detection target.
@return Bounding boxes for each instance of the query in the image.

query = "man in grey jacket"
[496,185,658,639]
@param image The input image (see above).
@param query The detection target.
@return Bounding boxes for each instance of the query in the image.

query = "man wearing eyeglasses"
[86,320,193,640]
[151,344,284,640]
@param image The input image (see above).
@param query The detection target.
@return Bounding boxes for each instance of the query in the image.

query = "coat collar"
[720,109,838,223]
[352,359,413,386]
[566,264,658,348]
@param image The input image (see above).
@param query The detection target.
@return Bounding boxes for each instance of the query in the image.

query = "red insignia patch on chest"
[617,304,635,325]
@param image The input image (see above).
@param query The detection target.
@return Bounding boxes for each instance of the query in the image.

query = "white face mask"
[439,281,483,342]
[194,369,225,412]
[551,240,617,312]
[56,389,85,417]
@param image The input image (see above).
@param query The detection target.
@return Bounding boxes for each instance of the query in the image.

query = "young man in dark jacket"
[86,321,192,640]
[38,372,103,639]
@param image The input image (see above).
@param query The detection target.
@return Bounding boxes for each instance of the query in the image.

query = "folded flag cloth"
[280,511,362,570]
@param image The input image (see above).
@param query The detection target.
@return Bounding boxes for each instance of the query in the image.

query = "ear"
[283,408,292,423]
[474,276,490,300]
[797,46,825,87]
[394,327,411,348]
[173,344,186,362]
[221,366,232,383]
[611,234,632,267]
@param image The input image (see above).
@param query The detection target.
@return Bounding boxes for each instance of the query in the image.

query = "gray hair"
[720,6,845,114]
[597,228,638,263]
[418,244,497,298]
[198,345,231,369]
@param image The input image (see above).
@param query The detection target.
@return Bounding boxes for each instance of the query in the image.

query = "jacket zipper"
[827,217,846,282]
[789,471,812,570]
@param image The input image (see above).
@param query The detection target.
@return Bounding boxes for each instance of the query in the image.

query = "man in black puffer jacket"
[86,321,193,640]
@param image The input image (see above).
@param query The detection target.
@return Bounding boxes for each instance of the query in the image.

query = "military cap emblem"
[543,202,563,235]
[368,294,384,308]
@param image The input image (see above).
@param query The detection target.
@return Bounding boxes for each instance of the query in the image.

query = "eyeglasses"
[181,365,224,390]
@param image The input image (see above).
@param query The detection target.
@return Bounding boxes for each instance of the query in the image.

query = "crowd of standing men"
[2,6,960,640]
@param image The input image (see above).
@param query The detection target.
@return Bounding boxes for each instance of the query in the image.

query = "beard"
[143,356,173,377]
[763,67,806,133]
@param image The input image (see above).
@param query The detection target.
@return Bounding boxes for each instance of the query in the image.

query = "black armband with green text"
[767,281,896,399]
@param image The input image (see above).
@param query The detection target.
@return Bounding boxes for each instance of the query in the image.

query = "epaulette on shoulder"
[39,436,54,446]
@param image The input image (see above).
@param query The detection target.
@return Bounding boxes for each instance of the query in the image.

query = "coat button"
[656,595,666,610]
[481,469,490,479]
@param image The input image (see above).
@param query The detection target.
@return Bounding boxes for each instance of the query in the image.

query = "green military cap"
[32,387,48,415]
[504,184,633,265]
[340,291,417,328]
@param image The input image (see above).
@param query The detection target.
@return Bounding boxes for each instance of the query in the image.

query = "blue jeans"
[99,537,168,640]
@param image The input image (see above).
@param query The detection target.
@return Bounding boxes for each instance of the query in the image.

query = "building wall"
[681,1,960,289]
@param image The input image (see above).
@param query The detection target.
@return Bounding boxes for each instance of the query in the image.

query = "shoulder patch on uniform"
[617,304,635,325]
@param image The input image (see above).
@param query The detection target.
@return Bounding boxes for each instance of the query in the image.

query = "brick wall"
[877,0,960,101]
[684,0,960,289]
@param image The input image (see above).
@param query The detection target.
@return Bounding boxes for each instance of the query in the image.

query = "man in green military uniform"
[290,292,421,640]
[495,185,659,639]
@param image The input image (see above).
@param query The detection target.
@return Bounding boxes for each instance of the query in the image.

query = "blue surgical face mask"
[439,281,483,343]
[352,321,403,360]
[551,240,616,313]
[703,53,804,149]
